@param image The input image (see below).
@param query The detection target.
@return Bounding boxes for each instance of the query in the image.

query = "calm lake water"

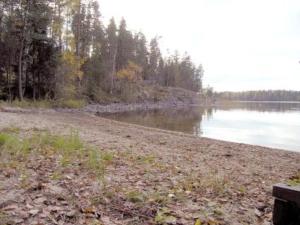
[101,102,300,152]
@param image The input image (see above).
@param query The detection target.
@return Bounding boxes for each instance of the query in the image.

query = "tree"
[133,32,149,79]
[148,37,161,82]
[0,0,204,102]
[81,1,106,100]
[52,0,66,51]
[116,18,134,71]
[9,0,55,100]
[106,18,118,94]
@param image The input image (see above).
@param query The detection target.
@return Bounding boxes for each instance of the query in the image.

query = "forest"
[0,0,203,103]
[217,90,300,102]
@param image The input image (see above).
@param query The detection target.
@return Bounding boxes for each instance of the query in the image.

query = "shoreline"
[0,110,300,224]
[1,103,299,154]
[1,99,208,114]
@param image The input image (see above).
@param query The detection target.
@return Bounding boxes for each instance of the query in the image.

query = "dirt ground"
[0,109,299,225]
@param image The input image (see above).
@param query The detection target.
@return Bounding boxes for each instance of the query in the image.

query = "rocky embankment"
[83,101,196,114]
[83,86,201,113]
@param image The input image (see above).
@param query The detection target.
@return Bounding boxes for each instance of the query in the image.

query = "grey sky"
[99,0,300,91]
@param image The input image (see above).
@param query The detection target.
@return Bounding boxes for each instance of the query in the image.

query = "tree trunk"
[6,69,11,102]
[23,69,28,98]
[33,71,36,101]
[38,73,41,100]
[18,38,24,101]
[58,3,62,51]
[110,47,117,94]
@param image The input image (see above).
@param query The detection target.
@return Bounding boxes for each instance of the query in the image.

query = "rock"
[2,204,19,211]
[64,175,73,180]
[34,197,47,205]
[48,206,63,212]
[13,218,24,224]
[19,211,30,219]
[27,182,43,192]
[254,209,262,217]
[47,184,65,195]
[29,209,40,216]
[168,193,175,198]
[40,210,50,219]
[256,202,268,211]
[66,209,77,218]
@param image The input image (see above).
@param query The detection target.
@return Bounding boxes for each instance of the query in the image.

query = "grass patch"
[288,172,300,186]
[0,98,86,109]
[4,99,52,108]
[0,129,113,184]
[52,99,86,109]
[50,171,63,181]
[176,172,230,196]
[136,154,156,165]
[0,211,10,225]
[126,190,145,203]
[0,132,31,159]
[148,191,170,205]
[155,208,177,225]
[0,127,21,134]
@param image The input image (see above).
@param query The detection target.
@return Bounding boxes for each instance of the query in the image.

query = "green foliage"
[0,132,31,158]
[101,152,114,162]
[126,190,145,203]
[155,208,177,225]
[87,148,106,180]
[0,133,10,147]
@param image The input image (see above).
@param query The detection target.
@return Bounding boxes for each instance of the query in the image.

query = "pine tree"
[133,32,149,79]
[116,18,134,71]
[106,18,118,94]
[148,37,161,82]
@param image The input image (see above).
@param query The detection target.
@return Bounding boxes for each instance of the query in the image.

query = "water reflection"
[100,102,300,152]
[101,107,207,136]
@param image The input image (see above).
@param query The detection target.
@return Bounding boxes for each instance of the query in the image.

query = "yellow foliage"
[194,219,202,225]
[116,61,142,82]
[62,50,85,81]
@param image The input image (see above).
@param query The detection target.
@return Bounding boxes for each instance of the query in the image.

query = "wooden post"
[272,184,300,225]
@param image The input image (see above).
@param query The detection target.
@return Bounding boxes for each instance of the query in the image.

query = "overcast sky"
[98,0,300,91]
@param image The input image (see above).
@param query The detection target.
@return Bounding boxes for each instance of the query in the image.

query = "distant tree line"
[217,90,300,102]
[0,0,203,102]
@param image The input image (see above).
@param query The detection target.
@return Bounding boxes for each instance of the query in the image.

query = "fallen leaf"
[195,218,202,225]
[81,206,97,214]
